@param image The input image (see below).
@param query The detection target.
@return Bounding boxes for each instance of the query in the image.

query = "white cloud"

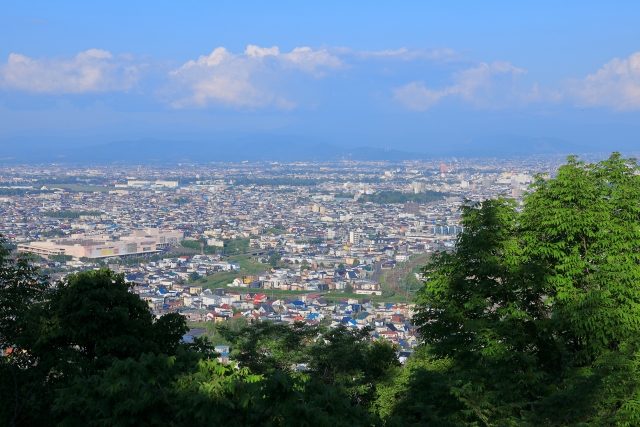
[563,52,640,110]
[0,49,139,94]
[392,82,454,110]
[245,45,280,58]
[168,45,341,109]
[394,61,529,110]
[279,47,342,75]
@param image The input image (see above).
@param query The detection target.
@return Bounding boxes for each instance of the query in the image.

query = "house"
[180,308,209,322]
[253,293,267,304]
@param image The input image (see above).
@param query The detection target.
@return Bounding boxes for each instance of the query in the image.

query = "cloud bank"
[563,52,640,110]
[167,45,341,109]
[0,49,140,94]
[394,61,529,110]
[1,46,639,114]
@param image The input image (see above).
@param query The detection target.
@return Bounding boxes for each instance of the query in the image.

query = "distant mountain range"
[0,134,622,164]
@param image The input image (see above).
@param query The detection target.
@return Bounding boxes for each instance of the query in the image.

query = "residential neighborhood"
[0,156,555,352]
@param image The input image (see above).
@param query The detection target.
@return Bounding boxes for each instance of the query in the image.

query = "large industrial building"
[17,228,184,259]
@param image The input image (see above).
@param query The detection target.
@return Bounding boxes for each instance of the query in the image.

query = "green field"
[199,271,241,288]
[232,254,268,274]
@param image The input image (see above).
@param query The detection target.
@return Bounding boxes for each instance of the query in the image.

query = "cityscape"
[2,1,640,425]
[1,155,572,351]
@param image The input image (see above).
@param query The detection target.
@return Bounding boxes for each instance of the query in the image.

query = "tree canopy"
[405,153,640,426]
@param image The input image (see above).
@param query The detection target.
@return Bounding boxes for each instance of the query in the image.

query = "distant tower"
[439,162,448,173]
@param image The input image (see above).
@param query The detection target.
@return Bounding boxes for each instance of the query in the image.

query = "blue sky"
[1,1,640,153]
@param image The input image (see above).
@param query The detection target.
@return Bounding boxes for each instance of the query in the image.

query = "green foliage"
[54,352,381,427]
[0,234,48,355]
[0,265,188,426]
[51,320,397,427]
[181,237,251,256]
[224,238,250,255]
[173,196,190,205]
[180,238,219,254]
[218,321,400,413]
[48,254,73,262]
[358,190,445,204]
[411,153,640,426]
[0,188,53,196]
[0,236,50,426]
[269,251,282,267]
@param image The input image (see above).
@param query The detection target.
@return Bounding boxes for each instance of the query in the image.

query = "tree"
[338,263,345,270]
[49,254,73,262]
[408,153,640,426]
[0,236,49,427]
[217,321,399,416]
[54,351,381,427]
[188,271,200,282]
[345,283,353,293]
[519,153,640,425]
[0,267,188,426]
[269,252,281,267]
